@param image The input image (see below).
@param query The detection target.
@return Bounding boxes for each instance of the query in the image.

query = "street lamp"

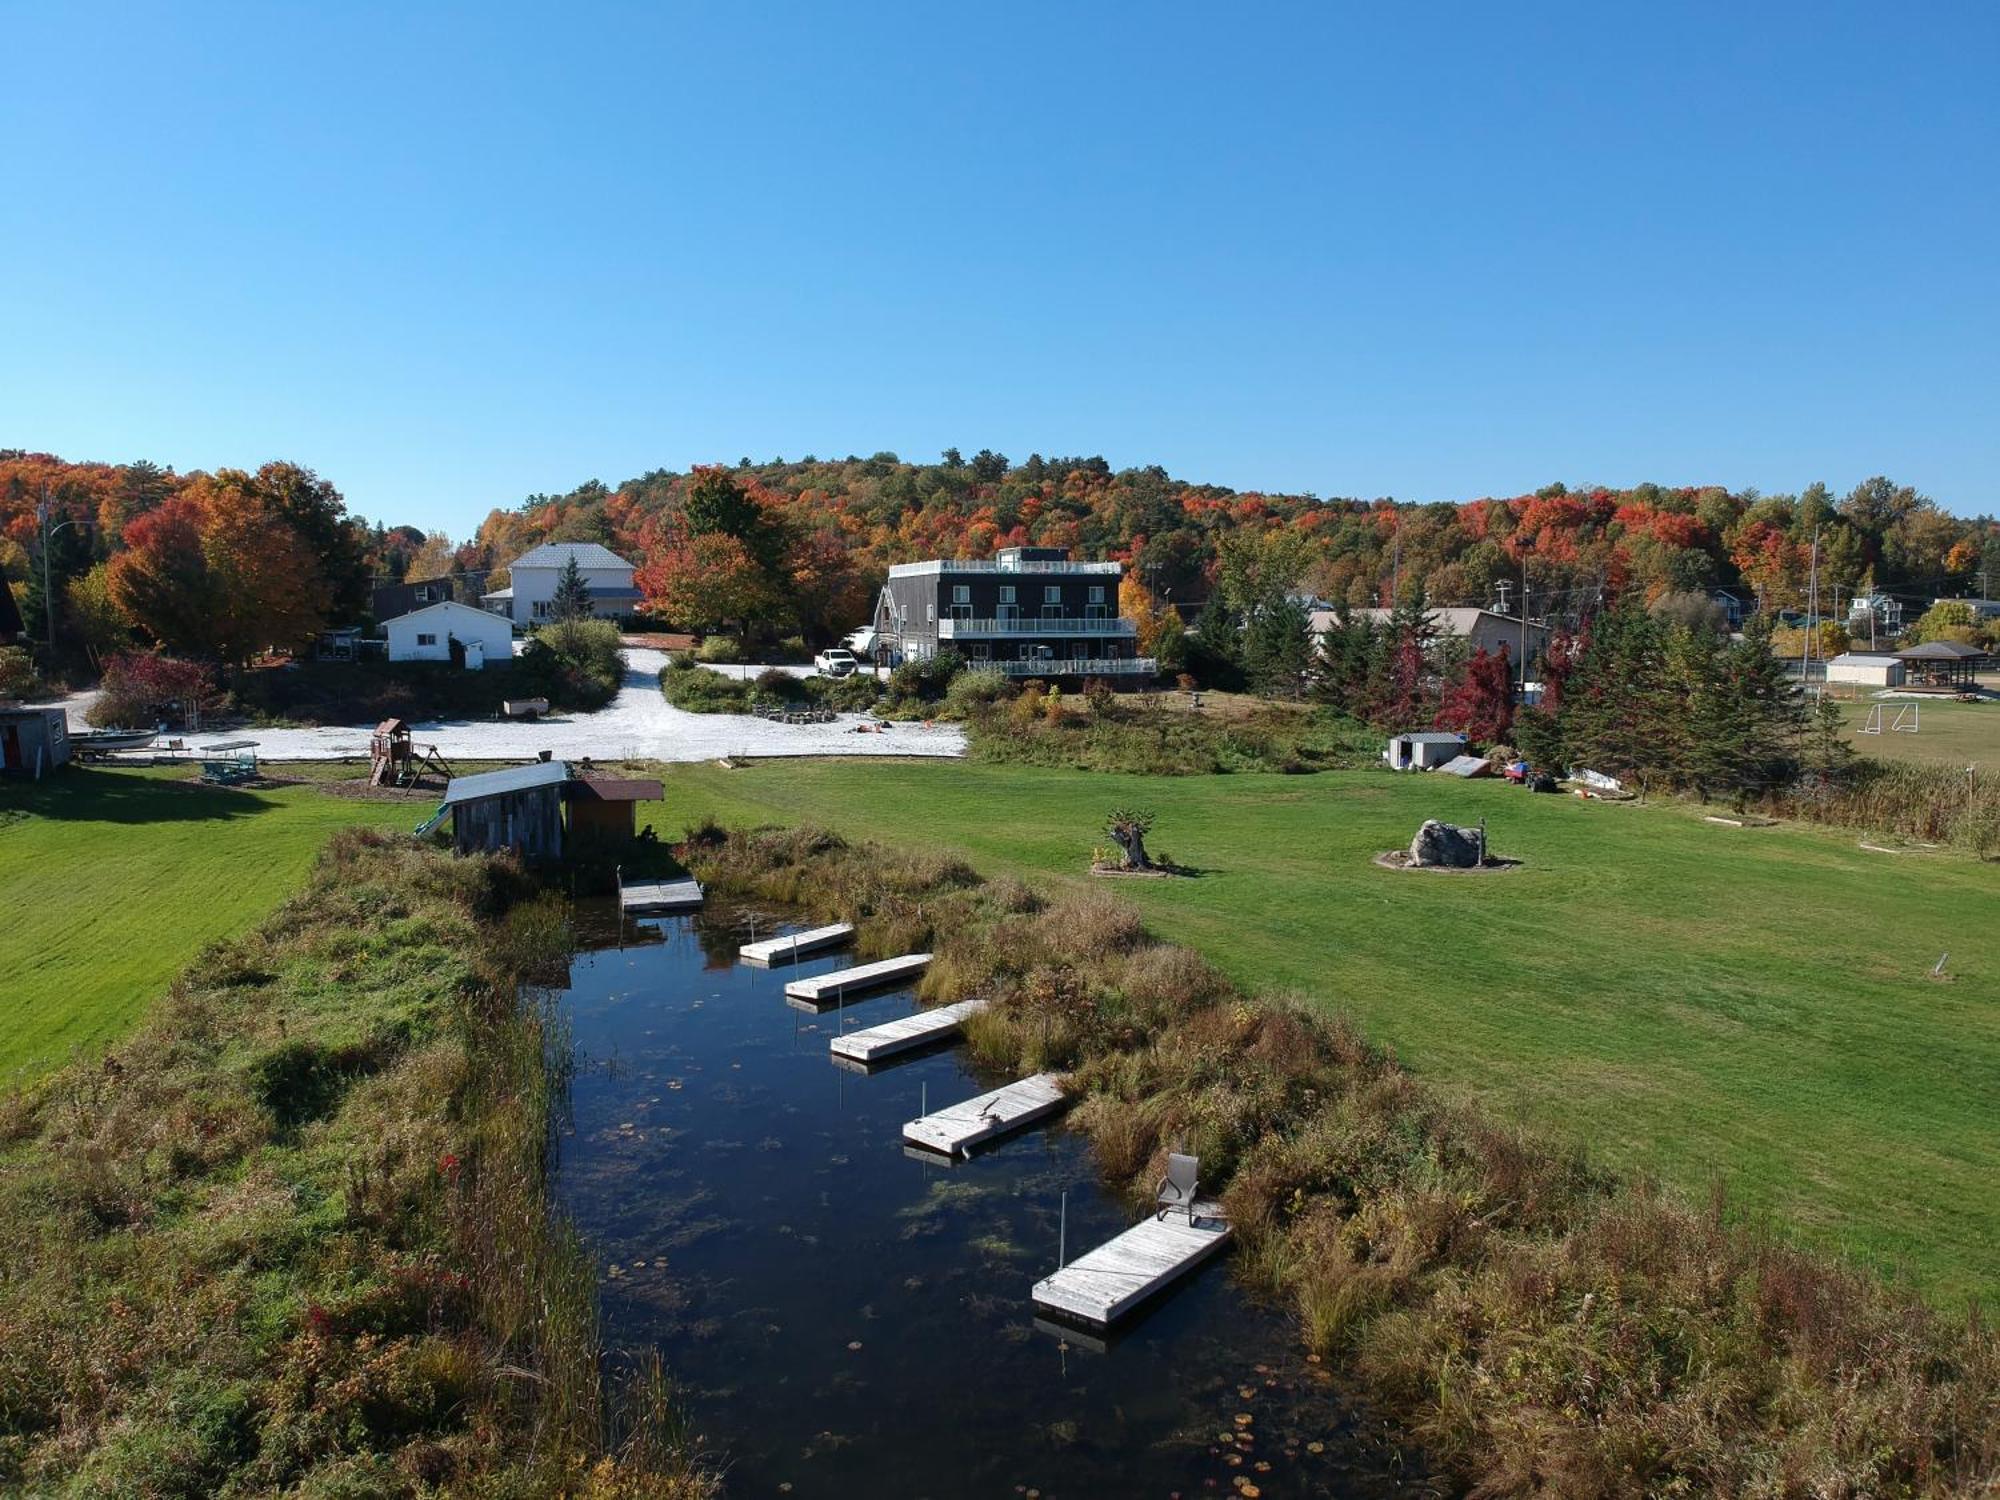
[36,486,81,668]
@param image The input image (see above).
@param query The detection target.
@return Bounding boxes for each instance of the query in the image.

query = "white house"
[383,601,516,670]
[482,542,641,626]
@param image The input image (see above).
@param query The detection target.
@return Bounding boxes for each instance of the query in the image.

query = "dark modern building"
[871,546,1155,681]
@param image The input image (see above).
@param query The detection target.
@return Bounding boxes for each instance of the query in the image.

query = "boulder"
[1409,819,1484,868]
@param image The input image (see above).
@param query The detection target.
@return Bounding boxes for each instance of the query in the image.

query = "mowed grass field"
[662,759,2000,1304]
[0,767,412,1078]
[1833,695,1999,767]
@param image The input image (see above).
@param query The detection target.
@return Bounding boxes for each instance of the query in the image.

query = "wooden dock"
[828,997,986,1065]
[1031,1202,1231,1328]
[740,922,854,967]
[620,877,704,913]
[902,1073,1067,1157]
[783,952,931,1006]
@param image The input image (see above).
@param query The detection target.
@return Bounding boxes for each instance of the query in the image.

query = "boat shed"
[0,704,70,776]
[568,774,663,845]
[430,760,571,860]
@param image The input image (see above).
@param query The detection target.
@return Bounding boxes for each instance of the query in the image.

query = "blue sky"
[4,2,1996,533]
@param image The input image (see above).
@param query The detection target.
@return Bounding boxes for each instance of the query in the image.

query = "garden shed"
[426,760,571,860]
[0,705,70,775]
[1384,732,1467,771]
[567,774,663,845]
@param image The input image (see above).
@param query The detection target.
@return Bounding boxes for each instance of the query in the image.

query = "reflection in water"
[556,900,1426,1497]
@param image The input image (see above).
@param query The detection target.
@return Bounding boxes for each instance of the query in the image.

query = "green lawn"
[0,767,412,1078]
[1835,696,1999,767]
[661,759,2000,1304]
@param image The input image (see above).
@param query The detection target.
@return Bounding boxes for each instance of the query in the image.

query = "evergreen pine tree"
[551,555,593,622]
[1244,596,1313,697]
[1312,610,1381,716]
[1372,585,1436,726]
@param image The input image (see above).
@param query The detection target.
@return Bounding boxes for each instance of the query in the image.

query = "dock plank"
[829,997,986,1064]
[620,877,704,912]
[1031,1202,1231,1328]
[902,1073,1068,1157]
[784,952,931,1005]
[740,922,855,966]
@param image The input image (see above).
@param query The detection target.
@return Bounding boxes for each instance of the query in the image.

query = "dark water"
[555,901,1426,1498]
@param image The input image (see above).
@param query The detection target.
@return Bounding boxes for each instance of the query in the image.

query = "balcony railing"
[888,558,1123,577]
[938,615,1135,638]
[969,657,1159,677]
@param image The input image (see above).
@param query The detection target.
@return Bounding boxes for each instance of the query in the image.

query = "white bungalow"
[383,601,516,670]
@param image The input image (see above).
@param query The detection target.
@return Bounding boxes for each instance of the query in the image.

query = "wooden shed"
[567,774,663,845]
[0,705,70,776]
[425,760,571,860]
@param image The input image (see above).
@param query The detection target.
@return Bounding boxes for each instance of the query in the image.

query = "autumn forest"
[4,448,1998,676]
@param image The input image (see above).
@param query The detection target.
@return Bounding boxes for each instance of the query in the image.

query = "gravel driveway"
[217,648,965,763]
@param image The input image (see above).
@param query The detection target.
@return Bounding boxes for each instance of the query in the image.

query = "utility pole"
[1515,537,1534,698]
[1800,525,1821,692]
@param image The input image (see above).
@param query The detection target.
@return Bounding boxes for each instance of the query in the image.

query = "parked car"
[813,648,860,677]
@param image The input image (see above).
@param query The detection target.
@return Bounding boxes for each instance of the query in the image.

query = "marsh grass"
[965,691,1378,775]
[0,829,711,1497]
[689,822,2000,1497]
[1774,757,2000,855]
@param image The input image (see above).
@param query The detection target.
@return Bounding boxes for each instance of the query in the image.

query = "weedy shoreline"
[688,819,1999,1497]
[0,828,709,1497]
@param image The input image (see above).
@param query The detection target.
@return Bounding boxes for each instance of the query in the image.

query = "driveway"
[211,648,965,763]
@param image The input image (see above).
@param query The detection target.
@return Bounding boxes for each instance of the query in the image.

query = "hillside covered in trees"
[471,453,1999,641]
[5,448,1998,679]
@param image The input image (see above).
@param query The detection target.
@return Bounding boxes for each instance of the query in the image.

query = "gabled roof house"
[483,543,641,625]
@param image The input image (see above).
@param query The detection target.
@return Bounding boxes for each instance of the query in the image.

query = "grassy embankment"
[663,757,2000,1306]
[0,768,416,1077]
[0,821,708,1495]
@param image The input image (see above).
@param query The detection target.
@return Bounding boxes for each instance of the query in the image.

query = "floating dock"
[783,953,931,1006]
[902,1073,1068,1157]
[828,996,986,1065]
[740,922,855,966]
[620,877,705,913]
[1031,1202,1232,1328]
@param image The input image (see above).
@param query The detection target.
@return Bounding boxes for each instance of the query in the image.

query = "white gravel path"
[218,648,965,763]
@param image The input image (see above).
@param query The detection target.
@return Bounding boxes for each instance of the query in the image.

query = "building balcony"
[969,656,1159,677]
[938,616,1135,638]
[887,558,1123,577]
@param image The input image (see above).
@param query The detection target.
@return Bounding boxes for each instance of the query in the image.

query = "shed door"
[2,725,18,770]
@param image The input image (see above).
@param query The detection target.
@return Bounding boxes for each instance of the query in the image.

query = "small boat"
[73,726,160,753]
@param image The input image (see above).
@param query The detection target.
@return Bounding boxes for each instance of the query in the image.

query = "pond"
[555,900,1427,1498]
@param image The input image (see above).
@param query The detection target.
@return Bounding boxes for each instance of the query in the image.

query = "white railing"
[887,558,1123,577]
[939,616,1134,638]
[970,657,1159,677]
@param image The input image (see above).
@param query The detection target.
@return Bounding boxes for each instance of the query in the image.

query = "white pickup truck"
[812,648,861,677]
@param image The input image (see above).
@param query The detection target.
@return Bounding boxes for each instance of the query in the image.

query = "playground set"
[368,717,456,787]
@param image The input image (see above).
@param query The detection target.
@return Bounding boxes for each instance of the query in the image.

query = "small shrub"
[693,635,742,664]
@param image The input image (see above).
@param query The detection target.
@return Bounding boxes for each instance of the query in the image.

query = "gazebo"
[1894,640,1990,691]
